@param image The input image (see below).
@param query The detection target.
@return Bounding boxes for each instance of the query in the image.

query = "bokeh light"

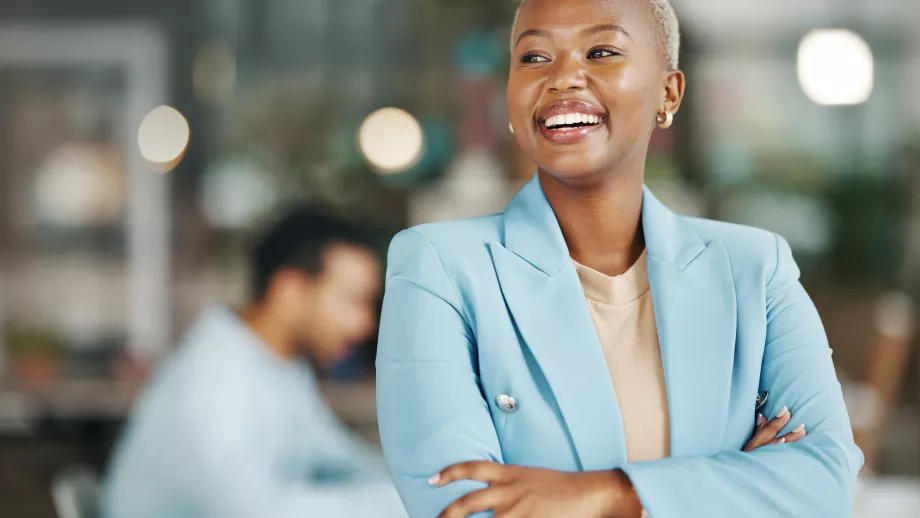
[798,29,874,106]
[137,105,190,166]
[357,107,424,174]
[874,292,916,339]
[32,143,125,226]
[201,156,277,230]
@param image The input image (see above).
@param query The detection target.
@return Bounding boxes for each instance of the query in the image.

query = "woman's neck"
[539,170,645,277]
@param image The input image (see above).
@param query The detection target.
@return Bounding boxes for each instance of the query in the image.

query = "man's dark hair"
[250,206,374,300]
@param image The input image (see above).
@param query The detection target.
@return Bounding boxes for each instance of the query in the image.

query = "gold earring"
[656,111,673,129]
[509,122,515,134]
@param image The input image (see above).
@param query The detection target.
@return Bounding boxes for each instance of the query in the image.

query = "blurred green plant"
[212,0,524,231]
[4,323,66,360]
[217,85,408,229]
[828,176,906,287]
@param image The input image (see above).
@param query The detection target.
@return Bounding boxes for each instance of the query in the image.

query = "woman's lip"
[538,121,605,144]
[536,100,606,121]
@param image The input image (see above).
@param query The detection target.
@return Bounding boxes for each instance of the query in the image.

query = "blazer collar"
[502,175,706,275]
[494,175,736,466]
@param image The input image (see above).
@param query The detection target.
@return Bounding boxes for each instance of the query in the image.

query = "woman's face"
[508,0,680,185]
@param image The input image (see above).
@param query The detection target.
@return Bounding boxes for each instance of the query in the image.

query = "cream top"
[573,251,670,462]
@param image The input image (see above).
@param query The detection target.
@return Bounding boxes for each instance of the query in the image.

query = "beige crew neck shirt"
[573,250,671,463]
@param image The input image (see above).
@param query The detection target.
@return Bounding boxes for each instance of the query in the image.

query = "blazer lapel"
[490,178,628,471]
[490,177,738,467]
[642,188,738,457]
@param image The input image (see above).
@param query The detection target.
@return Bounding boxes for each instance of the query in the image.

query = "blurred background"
[1,0,920,516]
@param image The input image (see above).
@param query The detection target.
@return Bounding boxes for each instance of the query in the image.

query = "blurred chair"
[50,466,100,518]
[850,292,917,473]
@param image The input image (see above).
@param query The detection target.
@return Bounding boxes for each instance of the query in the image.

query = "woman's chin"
[537,158,608,185]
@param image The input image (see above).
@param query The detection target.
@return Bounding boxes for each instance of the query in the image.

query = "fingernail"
[794,424,805,434]
[778,438,786,444]
[428,473,441,486]
[776,406,789,418]
[757,414,765,426]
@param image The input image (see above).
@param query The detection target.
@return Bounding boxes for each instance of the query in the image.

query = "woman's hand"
[431,407,806,517]
[743,405,807,452]
[431,461,641,518]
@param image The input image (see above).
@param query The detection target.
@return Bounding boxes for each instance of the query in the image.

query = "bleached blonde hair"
[511,0,681,70]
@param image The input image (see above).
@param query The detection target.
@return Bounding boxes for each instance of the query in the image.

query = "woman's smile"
[535,99,609,145]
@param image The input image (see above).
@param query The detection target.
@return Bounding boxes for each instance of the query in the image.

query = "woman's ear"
[661,69,686,116]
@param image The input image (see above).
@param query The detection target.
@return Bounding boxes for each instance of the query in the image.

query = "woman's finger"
[769,424,806,444]
[493,500,532,518]
[755,406,792,442]
[762,406,791,435]
[437,486,511,518]
[743,436,764,452]
[743,406,792,452]
[780,424,807,444]
[431,461,507,487]
[760,423,807,448]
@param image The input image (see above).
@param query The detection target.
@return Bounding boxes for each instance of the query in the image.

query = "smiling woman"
[507,0,683,188]
[376,0,863,517]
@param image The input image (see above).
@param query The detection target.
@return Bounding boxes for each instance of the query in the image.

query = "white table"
[855,476,920,518]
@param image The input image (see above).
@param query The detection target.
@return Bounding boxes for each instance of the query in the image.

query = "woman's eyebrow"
[514,28,552,47]
[514,24,631,48]
[581,23,631,40]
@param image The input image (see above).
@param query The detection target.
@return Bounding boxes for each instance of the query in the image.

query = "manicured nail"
[757,414,765,427]
[778,438,786,444]
[793,424,805,434]
[776,406,789,419]
[428,473,441,486]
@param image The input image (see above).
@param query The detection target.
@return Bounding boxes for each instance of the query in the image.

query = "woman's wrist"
[595,469,644,518]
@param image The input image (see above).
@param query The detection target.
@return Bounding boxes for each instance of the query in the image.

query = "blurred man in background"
[102,207,403,518]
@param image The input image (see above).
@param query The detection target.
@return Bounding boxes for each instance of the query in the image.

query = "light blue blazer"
[376,176,863,518]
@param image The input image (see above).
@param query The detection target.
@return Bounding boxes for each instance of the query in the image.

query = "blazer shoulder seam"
[406,228,474,327]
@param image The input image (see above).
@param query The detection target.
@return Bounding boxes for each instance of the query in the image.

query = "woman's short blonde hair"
[511,0,681,70]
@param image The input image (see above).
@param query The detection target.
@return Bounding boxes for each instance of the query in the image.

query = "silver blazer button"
[495,394,518,413]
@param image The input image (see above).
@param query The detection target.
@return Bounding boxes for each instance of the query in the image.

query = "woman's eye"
[521,53,550,64]
[587,48,619,59]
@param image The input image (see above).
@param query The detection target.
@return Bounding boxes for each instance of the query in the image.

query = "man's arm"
[299,370,390,482]
[176,377,387,518]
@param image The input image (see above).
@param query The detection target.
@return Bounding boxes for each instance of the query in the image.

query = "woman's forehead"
[514,0,648,38]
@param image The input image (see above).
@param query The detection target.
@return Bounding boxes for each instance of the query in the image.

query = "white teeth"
[544,112,602,129]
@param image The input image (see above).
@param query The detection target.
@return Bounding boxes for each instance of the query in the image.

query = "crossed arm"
[376,230,863,518]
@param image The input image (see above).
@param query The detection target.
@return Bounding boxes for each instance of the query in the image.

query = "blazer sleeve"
[620,234,864,517]
[376,229,502,518]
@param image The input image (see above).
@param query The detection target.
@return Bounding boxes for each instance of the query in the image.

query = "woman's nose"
[547,54,588,92]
